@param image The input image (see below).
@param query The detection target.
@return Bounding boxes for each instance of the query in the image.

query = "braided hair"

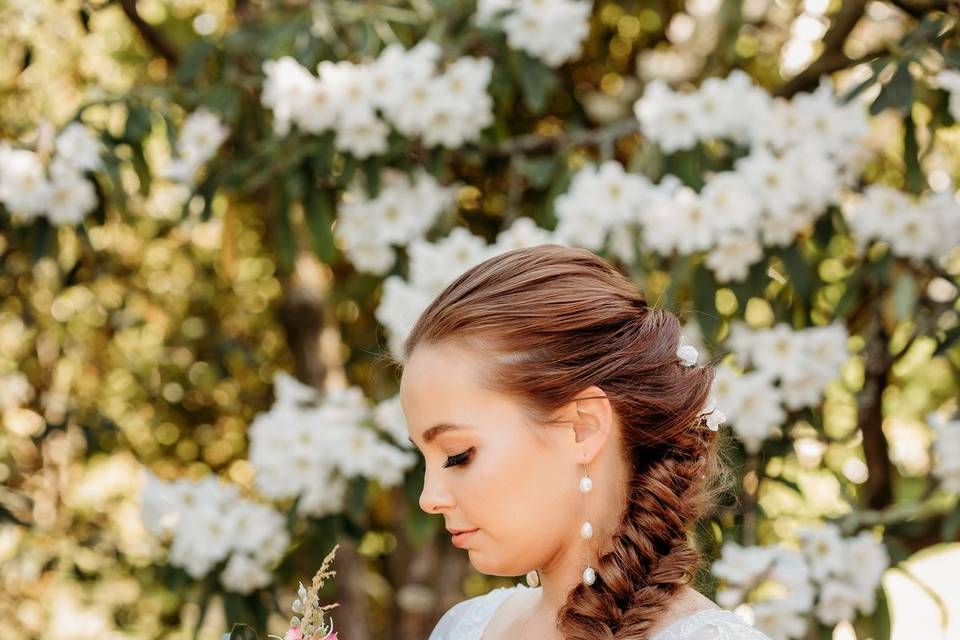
[401,244,734,639]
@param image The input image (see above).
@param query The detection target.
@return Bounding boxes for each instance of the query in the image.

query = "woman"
[397,244,772,640]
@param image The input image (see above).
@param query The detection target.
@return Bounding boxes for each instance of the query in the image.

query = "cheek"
[469,445,577,536]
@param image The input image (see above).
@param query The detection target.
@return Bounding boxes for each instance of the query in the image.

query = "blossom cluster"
[248,371,418,517]
[375,221,555,361]
[334,169,457,274]
[926,410,960,493]
[550,73,888,283]
[475,0,592,67]
[162,107,231,186]
[842,184,960,261]
[139,471,289,593]
[634,73,869,163]
[710,322,849,452]
[261,43,493,155]
[712,523,890,640]
[0,122,101,226]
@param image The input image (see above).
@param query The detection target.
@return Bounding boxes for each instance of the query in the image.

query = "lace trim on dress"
[428,583,775,640]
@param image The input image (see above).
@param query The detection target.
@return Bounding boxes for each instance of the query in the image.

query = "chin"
[467,553,518,578]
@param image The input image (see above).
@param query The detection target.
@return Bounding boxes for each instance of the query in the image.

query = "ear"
[558,385,614,466]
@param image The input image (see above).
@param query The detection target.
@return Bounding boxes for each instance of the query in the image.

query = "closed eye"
[443,447,474,469]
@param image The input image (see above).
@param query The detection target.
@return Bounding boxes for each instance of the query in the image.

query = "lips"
[450,528,479,548]
[446,527,477,535]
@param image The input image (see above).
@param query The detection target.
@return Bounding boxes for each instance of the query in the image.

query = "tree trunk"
[858,318,894,510]
[278,268,370,640]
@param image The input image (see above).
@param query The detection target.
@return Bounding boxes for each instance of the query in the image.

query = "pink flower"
[284,627,303,640]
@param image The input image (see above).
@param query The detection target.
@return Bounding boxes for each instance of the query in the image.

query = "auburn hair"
[397,244,734,640]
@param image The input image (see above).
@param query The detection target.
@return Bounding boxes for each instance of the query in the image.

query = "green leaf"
[426,146,446,179]
[205,84,241,124]
[835,273,863,318]
[130,143,152,196]
[29,217,52,264]
[192,575,216,640]
[516,157,556,189]
[692,265,721,344]
[337,155,358,189]
[871,585,892,640]
[176,41,215,85]
[870,60,914,116]
[903,110,924,193]
[313,132,336,177]
[227,623,259,640]
[911,14,947,44]
[303,185,337,263]
[941,503,960,540]
[515,52,557,114]
[934,326,960,357]
[669,144,705,190]
[345,477,369,525]
[777,245,816,305]
[891,271,918,323]
[275,181,296,272]
[194,174,218,221]
[224,598,253,631]
[362,156,381,198]
[664,254,693,310]
[123,104,153,144]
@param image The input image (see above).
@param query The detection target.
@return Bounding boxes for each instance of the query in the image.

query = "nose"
[418,467,454,514]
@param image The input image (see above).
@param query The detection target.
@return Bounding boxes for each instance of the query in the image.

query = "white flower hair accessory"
[699,393,726,432]
[677,335,699,367]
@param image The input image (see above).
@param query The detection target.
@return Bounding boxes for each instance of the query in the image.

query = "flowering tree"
[1,1,959,639]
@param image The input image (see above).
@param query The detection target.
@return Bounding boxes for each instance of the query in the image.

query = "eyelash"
[443,447,474,469]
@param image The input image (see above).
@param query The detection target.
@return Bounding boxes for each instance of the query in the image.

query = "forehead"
[400,342,505,428]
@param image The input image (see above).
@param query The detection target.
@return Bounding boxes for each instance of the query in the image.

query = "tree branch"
[117,0,179,67]
[858,313,895,510]
[484,118,642,156]
[886,0,953,19]
[775,0,871,97]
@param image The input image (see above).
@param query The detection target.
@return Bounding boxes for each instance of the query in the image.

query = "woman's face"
[400,341,583,577]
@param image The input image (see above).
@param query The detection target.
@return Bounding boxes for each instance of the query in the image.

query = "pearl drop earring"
[579,461,596,586]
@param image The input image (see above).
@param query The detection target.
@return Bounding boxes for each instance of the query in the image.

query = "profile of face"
[400,341,604,578]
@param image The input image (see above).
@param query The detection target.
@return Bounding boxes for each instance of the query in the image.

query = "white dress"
[427,583,775,640]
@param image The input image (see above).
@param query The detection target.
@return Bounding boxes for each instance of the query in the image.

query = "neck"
[529,443,629,623]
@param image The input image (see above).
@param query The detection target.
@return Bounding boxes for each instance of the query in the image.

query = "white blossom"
[843,184,960,260]
[554,161,653,250]
[139,470,288,589]
[500,0,592,67]
[0,146,50,218]
[927,410,960,492]
[261,46,493,153]
[705,231,764,282]
[247,372,417,516]
[335,169,456,274]
[54,122,103,172]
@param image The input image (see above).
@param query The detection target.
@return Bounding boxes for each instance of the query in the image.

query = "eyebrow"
[408,422,473,450]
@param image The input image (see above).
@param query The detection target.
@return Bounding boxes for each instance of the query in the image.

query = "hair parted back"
[398,243,734,640]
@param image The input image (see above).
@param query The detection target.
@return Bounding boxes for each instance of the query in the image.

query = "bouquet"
[226,544,341,640]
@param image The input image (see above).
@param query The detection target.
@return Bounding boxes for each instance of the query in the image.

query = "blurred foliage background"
[1,1,960,639]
